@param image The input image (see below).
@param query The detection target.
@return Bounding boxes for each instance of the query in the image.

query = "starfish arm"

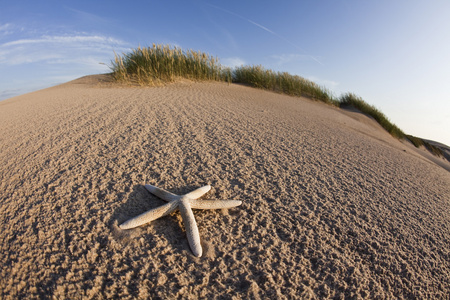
[119,200,179,230]
[189,199,242,210]
[184,185,211,200]
[179,198,202,257]
[144,184,180,202]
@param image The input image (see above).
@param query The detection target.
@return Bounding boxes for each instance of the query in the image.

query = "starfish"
[119,184,242,257]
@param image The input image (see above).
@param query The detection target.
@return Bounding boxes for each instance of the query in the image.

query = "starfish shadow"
[109,185,178,247]
[109,184,218,256]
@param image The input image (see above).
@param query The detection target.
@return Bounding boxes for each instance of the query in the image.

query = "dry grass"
[110,44,231,85]
[233,65,337,105]
[406,135,444,157]
[339,93,405,139]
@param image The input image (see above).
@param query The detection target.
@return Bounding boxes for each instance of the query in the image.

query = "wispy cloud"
[0,87,28,100]
[0,23,14,37]
[305,75,339,90]
[66,7,111,25]
[3,35,123,47]
[0,34,127,66]
[206,4,323,65]
[199,5,239,52]
[221,57,245,68]
[0,23,12,31]
[270,53,313,66]
[0,25,130,100]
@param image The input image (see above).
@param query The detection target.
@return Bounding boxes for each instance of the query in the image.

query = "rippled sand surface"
[1,76,449,299]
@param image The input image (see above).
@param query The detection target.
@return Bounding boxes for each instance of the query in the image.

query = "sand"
[1,76,449,299]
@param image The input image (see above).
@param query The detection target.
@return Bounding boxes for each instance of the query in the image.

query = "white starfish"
[119,184,242,257]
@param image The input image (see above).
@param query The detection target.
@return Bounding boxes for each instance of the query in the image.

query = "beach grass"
[233,65,337,105]
[110,45,334,104]
[110,44,444,157]
[405,135,444,157]
[111,44,232,85]
[338,93,405,139]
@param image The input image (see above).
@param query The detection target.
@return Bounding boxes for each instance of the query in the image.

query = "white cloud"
[0,23,12,31]
[0,87,27,100]
[305,75,339,90]
[66,7,110,25]
[0,34,127,66]
[221,57,245,68]
[3,35,124,47]
[0,26,130,100]
[0,23,14,37]
[270,53,313,65]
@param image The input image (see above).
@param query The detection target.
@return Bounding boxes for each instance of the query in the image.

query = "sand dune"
[1,76,449,299]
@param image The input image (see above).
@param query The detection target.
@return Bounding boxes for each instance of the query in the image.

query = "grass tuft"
[339,93,405,139]
[406,135,444,157]
[110,44,231,85]
[233,65,337,105]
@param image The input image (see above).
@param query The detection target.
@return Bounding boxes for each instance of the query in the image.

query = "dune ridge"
[1,77,449,299]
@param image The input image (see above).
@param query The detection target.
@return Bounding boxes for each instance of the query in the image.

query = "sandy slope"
[1,76,449,299]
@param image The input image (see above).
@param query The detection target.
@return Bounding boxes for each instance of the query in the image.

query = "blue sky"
[1,0,449,145]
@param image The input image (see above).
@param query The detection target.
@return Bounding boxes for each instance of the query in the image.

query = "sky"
[1,0,449,146]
